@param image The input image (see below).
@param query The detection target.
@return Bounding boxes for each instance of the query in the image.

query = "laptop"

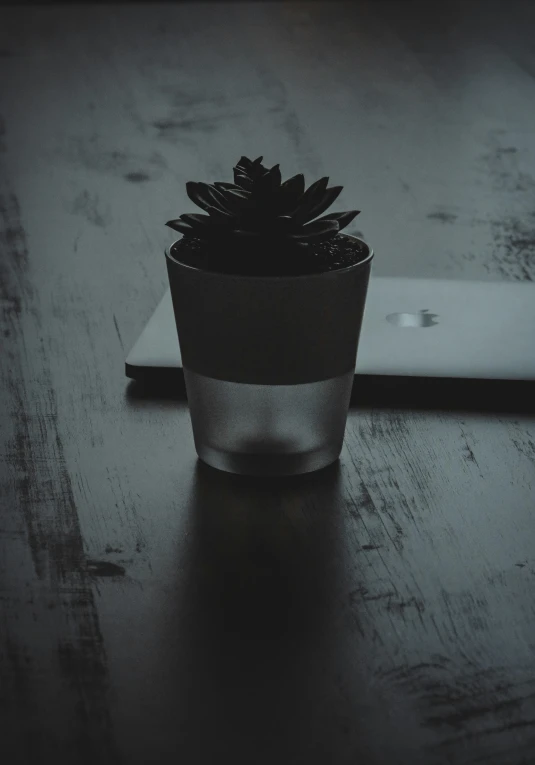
[125,277,535,386]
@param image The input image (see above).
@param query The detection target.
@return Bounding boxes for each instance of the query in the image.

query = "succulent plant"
[166,156,360,252]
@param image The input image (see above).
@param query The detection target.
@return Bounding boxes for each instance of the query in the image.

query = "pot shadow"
[161,459,375,763]
[125,372,535,415]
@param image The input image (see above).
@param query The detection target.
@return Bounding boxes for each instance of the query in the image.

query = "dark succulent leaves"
[236,156,253,171]
[250,164,269,182]
[193,184,233,216]
[213,181,243,191]
[257,164,281,196]
[291,177,329,222]
[233,168,254,190]
[186,181,216,213]
[187,181,248,217]
[166,219,196,235]
[235,155,269,187]
[237,155,264,170]
[280,173,305,193]
[272,215,295,233]
[206,203,235,219]
[173,159,357,249]
[180,213,227,228]
[222,186,250,200]
[214,189,253,216]
[315,210,360,231]
[233,174,250,190]
[275,173,305,214]
[296,185,343,224]
[269,164,282,189]
[192,202,234,221]
[245,156,266,174]
[199,183,247,215]
[234,229,262,238]
[254,170,270,195]
[303,176,329,199]
[287,219,339,241]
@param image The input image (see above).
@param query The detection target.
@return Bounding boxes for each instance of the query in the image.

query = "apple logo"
[386,309,439,328]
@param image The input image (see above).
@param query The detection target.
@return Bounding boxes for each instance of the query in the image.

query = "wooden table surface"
[1,1,535,763]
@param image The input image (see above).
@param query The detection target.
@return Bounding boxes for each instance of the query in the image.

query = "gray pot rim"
[165,233,374,281]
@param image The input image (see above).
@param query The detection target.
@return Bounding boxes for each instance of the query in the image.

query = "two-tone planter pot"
[165,156,374,476]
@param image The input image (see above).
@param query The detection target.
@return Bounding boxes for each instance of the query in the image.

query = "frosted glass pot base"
[184,368,355,476]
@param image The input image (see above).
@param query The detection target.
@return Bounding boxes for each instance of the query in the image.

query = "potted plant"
[165,156,374,476]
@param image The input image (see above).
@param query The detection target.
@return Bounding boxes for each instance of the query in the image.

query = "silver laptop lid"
[126,278,535,381]
[356,277,535,380]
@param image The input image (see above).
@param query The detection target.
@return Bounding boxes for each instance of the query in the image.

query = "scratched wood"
[1,2,535,764]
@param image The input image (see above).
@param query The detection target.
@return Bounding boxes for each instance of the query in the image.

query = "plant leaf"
[205,203,235,219]
[233,169,254,190]
[314,210,360,231]
[288,219,339,241]
[198,183,247,215]
[217,185,250,200]
[180,213,227,228]
[290,176,329,221]
[182,186,235,220]
[234,229,262,238]
[194,185,234,216]
[213,182,243,191]
[295,186,343,224]
[212,188,252,216]
[273,215,294,232]
[186,181,216,213]
[256,164,281,197]
[276,173,305,213]
[236,156,253,171]
[280,173,305,196]
[165,219,196,235]
[269,164,282,189]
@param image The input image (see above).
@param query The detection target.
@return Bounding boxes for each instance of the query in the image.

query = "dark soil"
[170,233,370,276]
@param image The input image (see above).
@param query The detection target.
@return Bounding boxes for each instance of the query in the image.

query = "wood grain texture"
[1,2,534,764]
